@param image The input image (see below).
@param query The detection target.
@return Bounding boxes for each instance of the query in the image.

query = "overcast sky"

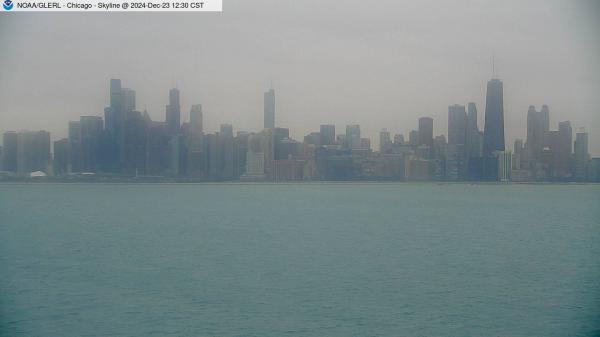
[1,0,599,155]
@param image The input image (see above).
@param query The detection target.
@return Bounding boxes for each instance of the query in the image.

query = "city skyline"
[0,75,597,156]
[1,76,598,182]
[1,1,599,156]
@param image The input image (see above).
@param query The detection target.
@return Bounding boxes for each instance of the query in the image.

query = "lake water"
[1,183,599,337]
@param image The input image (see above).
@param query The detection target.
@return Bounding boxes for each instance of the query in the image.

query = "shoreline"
[0,178,598,185]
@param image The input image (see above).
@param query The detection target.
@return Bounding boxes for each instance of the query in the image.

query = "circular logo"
[3,0,14,10]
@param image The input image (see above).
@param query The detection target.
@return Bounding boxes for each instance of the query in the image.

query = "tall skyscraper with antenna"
[166,88,181,136]
[482,56,505,180]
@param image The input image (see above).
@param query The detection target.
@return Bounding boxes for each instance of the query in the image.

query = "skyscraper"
[408,130,419,146]
[574,131,589,181]
[190,104,203,133]
[242,133,266,181]
[447,104,467,180]
[320,124,335,146]
[103,79,136,172]
[68,121,82,173]
[121,88,136,113]
[166,88,181,135]
[261,128,275,179]
[187,104,205,177]
[526,105,547,164]
[2,131,18,173]
[274,127,290,160]
[557,121,572,178]
[220,124,234,138]
[105,78,122,136]
[123,111,148,175]
[394,134,405,145]
[53,138,69,176]
[482,78,505,157]
[220,125,235,179]
[448,105,467,146]
[540,105,550,146]
[418,117,433,147]
[482,78,505,180]
[513,139,524,170]
[346,125,361,149]
[80,116,103,172]
[466,102,479,157]
[379,129,391,153]
[264,88,275,129]
[146,122,170,175]
[16,130,51,175]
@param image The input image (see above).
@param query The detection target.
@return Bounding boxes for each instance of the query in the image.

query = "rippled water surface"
[1,183,599,336]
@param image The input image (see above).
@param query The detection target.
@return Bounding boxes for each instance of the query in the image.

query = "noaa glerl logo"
[3,0,14,10]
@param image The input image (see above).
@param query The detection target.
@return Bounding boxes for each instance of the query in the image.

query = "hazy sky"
[1,0,599,155]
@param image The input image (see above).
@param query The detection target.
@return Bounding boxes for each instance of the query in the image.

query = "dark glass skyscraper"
[418,117,433,147]
[105,79,122,136]
[482,78,505,157]
[166,88,181,135]
[482,78,505,180]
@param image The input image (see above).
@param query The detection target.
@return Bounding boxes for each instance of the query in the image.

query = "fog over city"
[1,0,599,155]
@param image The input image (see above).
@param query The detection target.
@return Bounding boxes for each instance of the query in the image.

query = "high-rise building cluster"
[1,78,598,182]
